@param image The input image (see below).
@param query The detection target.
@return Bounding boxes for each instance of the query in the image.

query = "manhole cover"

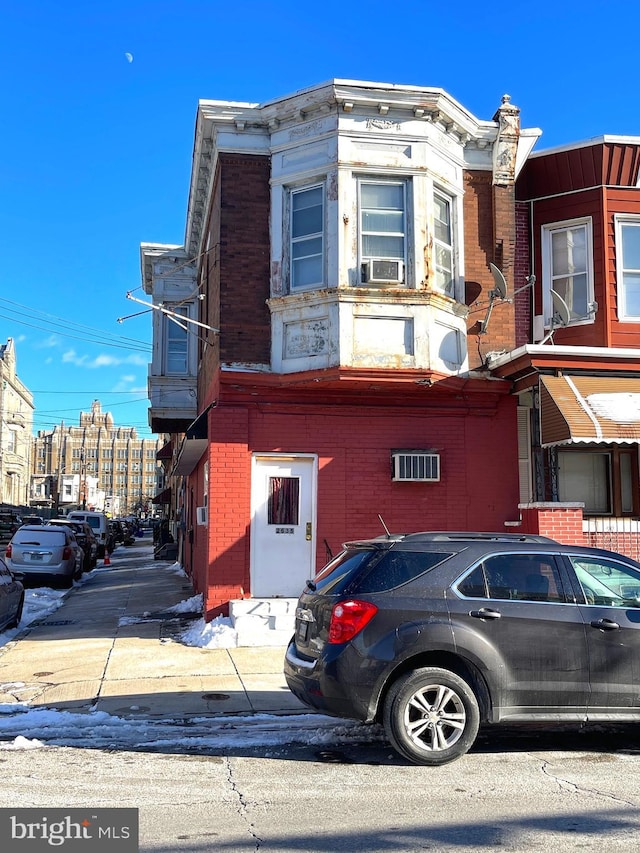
[202,693,231,701]
[33,671,54,677]
[40,620,75,626]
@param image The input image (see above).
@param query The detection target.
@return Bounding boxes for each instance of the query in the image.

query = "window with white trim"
[359,178,407,285]
[433,190,455,296]
[615,215,640,320]
[290,185,324,291]
[542,218,594,324]
[164,304,191,374]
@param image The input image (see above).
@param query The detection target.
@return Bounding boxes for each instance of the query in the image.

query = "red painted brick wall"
[201,395,521,617]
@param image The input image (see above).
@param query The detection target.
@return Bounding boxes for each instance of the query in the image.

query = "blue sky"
[1,0,638,437]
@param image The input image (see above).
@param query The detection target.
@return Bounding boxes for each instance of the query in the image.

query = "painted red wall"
[199,395,520,617]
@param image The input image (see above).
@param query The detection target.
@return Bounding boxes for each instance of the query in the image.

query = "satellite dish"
[489,263,508,300]
[550,289,571,327]
[539,289,572,344]
[479,264,508,333]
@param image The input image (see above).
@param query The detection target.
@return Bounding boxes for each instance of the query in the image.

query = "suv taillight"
[5,544,11,559]
[328,600,378,644]
[62,546,72,560]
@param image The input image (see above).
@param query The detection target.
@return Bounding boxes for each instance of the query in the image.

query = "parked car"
[65,511,109,557]
[284,531,640,766]
[48,519,98,572]
[0,510,22,545]
[6,524,83,589]
[20,515,45,526]
[0,554,25,632]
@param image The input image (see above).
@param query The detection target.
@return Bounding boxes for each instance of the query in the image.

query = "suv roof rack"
[401,531,556,543]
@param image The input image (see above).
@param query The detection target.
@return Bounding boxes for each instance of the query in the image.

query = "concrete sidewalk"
[0,538,305,719]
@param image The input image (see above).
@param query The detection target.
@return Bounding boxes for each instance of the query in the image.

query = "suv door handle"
[590,618,620,631]
[470,608,501,620]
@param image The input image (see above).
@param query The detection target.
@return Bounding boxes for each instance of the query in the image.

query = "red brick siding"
[219,154,271,365]
[514,200,531,347]
[463,172,517,365]
[519,504,585,545]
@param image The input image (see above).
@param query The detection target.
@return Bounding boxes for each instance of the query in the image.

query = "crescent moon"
[125,52,134,63]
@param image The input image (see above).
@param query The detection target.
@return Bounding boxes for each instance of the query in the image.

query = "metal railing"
[583,517,640,562]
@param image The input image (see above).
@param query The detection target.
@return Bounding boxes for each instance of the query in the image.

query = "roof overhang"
[151,487,172,505]
[488,345,640,393]
[540,375,640,447]
[171,405,213,476]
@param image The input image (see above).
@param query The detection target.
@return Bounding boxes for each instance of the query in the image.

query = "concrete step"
[229,598,297,647]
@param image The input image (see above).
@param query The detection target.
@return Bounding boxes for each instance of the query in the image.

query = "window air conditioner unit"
[196,506,208,526]
[391,451,440,482]
[365,259,404,284]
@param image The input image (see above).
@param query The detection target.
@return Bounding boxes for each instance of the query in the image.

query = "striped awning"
[540,375,640,446]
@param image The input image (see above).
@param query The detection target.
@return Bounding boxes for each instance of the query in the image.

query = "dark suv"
[284,531,640,766]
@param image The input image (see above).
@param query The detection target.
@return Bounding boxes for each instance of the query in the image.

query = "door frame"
[249,453,318,597]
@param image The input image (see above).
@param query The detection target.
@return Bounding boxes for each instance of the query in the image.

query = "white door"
[251,455,317,597]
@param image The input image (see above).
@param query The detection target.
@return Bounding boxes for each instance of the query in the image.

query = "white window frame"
[614,214,640,321]
[358,177,408,285]
[433,189,456,297]
[164,303,193,375]
[541,217,594,326]
[290,183,325,292]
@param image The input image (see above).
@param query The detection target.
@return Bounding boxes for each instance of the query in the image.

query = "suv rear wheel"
[383,667,480,766]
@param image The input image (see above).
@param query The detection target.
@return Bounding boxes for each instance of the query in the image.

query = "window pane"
[434,195,451,243]
[621,453,633,512]
[623,273,640,317]
[553,274,588,318]
[622,224,640,269]
[292,255,323,288]
[558,452,610,513]
[361,210,404,233]
[292,205,323,239]
[552,228,586,275]
[569,556,640,607]
[292,237,323,260]
[166,308,189,374]
[483,554,565,603]
[361,183,403,209]
[267,477,299,525]
[362,235,404,258]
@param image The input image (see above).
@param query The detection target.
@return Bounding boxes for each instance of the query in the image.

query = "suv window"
[458,554,568,603]
[568,555,640,606]
[314,547,453,595]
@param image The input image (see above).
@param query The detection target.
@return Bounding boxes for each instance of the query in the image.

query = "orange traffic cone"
[104,551,111,566]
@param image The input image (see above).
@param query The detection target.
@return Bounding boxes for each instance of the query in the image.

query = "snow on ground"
[0,549,382,753]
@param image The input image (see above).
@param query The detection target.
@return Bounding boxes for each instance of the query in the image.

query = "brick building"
[31,400,164,515]
[142,80,543,625]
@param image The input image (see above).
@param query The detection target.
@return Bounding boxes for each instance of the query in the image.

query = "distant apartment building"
[31,400,164,515]
[0,338,34,506]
